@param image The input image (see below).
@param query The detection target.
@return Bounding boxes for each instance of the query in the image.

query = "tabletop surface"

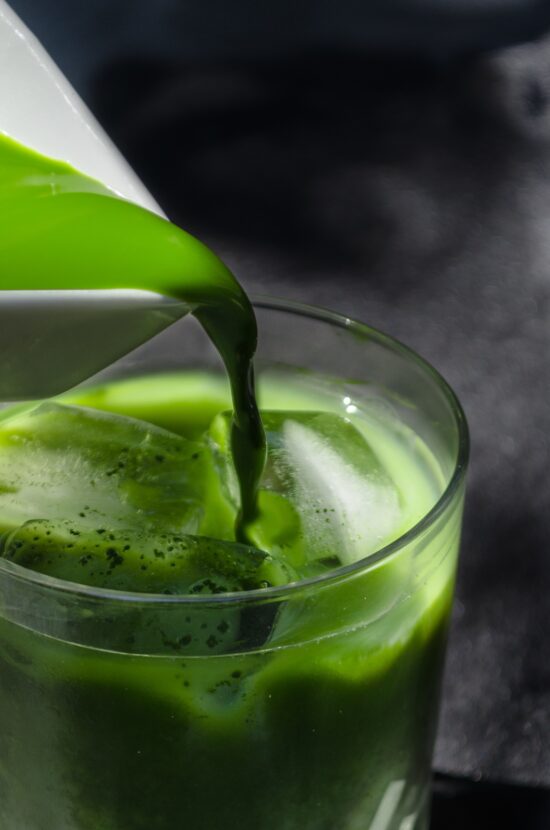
[89,33,550,789]
[431,774,550,828]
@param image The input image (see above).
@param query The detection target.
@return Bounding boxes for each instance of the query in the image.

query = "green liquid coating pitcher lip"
[0,133,266,536]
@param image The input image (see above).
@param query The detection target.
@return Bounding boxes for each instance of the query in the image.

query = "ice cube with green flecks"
[0,401,233,539]
[2,519,292,595]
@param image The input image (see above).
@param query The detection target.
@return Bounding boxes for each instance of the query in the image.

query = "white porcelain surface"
[0,0,162,213]
[0,2,188,400]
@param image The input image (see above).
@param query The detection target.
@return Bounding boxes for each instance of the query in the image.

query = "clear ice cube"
[0,401,237,541]
[209,410,403,574]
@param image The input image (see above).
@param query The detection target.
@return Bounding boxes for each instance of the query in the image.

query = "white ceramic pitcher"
[0,1,188,400]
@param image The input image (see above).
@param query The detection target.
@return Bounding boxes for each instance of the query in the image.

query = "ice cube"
[277,413,403,565]
[0,402,297,606]
[210,411,403,573]
[0,518,294,653]
[0,402,234,541]
[1,519,292,595]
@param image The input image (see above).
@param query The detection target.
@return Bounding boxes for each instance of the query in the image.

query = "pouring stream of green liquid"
[0,133,266,539]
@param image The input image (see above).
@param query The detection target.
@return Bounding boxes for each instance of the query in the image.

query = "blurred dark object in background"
[8,0,550,799]
[431,774,550,829]
[8,0,550,99]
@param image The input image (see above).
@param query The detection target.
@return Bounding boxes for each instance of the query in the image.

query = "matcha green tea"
[0,137,467,830]
[0,133,265,537]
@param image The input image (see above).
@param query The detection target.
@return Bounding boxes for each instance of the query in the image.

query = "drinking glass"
[0,298,468,830]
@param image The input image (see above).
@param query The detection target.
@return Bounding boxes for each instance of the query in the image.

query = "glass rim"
[0,296,469,606]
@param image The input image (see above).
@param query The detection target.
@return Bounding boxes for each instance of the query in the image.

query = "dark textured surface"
[431,773,550,828]
[90,37,550,788]
[9,0,550,97]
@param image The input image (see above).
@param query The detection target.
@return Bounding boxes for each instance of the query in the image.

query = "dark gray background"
[8,0,550,791]
[9,0,550,97]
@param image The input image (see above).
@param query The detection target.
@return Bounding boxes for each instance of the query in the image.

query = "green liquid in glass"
[0,370,458,830]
